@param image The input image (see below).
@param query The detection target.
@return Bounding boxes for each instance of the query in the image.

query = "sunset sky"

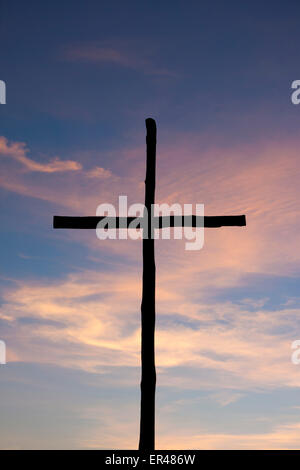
[2,0,300,449]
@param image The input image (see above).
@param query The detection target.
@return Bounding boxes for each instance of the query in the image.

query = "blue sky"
[1,0,300,449]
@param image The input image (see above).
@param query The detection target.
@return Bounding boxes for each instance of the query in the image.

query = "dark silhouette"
[54,214,246,229]
[53,118,246,450]
[139,119,157,451]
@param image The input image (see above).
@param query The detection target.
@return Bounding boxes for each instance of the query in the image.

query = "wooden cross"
[53,118,246,450]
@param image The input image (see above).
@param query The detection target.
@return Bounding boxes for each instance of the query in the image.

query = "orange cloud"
[85,166,113,179]
[77,406,300,449]
[156,422,300,449]
[2,266,300,395]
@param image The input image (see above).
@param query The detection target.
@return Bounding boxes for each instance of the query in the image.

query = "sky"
[1,0,300,449]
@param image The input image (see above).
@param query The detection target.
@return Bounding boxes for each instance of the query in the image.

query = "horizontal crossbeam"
[53,215,246,229]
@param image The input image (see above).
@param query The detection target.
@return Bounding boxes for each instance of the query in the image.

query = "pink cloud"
[1,131,300,279]
[0,136,82,173]
[85,166,113,179]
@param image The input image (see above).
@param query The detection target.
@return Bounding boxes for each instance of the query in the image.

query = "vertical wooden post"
[139,118,157,451]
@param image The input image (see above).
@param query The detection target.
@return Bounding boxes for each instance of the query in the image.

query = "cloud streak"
[63,42,177,77]
[0,136,82,173]
[157,422,300,450]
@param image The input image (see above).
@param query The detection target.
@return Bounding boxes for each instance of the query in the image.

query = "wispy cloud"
[155,422,300,450]
[85,166,113,179]
[0,136,82,173]
[0,136,115,212]
[63,42,177,77]
[80,416,300,449]
[1,132,300,275]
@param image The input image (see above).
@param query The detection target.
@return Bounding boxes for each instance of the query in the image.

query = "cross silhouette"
[53,118,246,450]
